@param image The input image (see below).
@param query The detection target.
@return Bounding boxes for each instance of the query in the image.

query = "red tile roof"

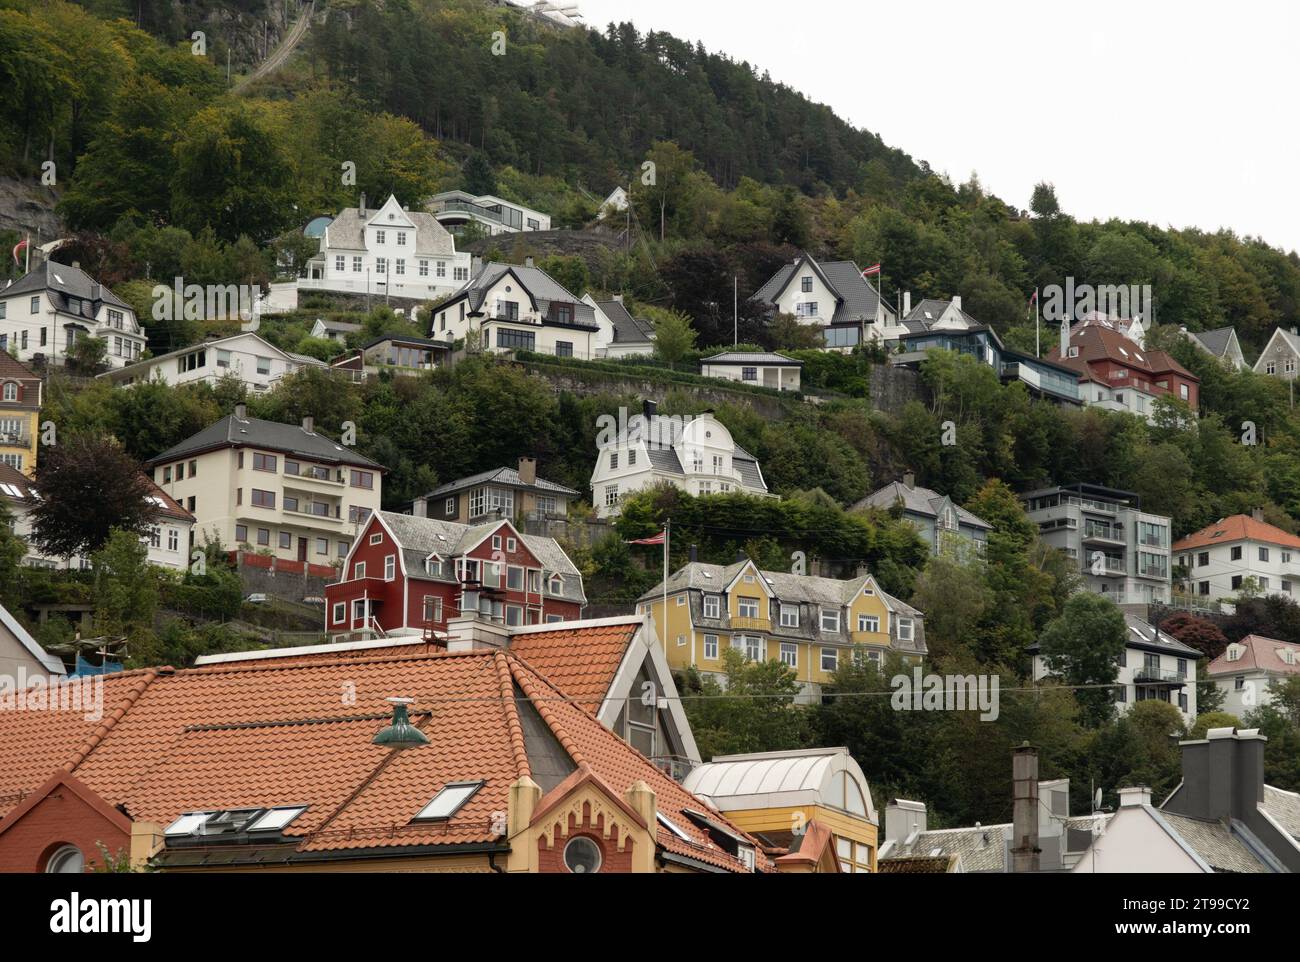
[1047,325,1196,381]
[507,621,638,714]
[0,352,40,384]
[0,646,760,871]
[1174,515,1300,552]
[1207,635,1300,677]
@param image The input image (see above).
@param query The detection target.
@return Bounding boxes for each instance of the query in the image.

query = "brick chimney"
[1252,508,1265,523]
[1010,742,1041,872]
[518,457,537,485]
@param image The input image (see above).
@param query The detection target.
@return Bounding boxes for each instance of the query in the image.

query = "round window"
[563,835,602,874]
[46,845,85,874]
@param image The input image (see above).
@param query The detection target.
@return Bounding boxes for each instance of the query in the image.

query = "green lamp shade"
[373,698,430,749]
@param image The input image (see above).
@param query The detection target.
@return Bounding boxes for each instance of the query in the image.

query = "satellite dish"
[1093,788,1103,811]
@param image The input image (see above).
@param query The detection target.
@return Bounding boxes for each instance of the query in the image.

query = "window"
[419,260,429,277]
[610,452,619,471]
[496,328,534,351]
[492,535,502,550]
[507,565,524,590]
[423,596,443,624]
[45,845,85,874]
[821,648,838,672]
[251,489,275,508]
[898,618,915,641]
[555,341,573,357]
[553,304,574,324]
[780,604,799,628]
[703,634,719,659]
[2,383,16,402]
[820,608,840,632]
[354,561,367,579]
[335,255,345,271]
[445,497,456,515]
[738,596,760,619]
[353,256,363,272]
[801,276,813,293]
[741,636,765,661]
[1231,546,1243,561]
[148,527,161,549]
[280,532,292,549]
[1259,546,1270,562]
[235,524,248,543]
[742,367,757,381]
[396,231,407,246]
[676,595,686,606]
[384,555,396,580]
[414,782,482,821]
[30,296,40,313]
[333,602,345,624]
[779,642,798,668]
[604,485,619,508]
[316,538,328,556]
[395,258,405,276]
[253,452,277,472]
[370,533,383,545]
[700,594,721,619]
[167,529,179,551]
[563,836,602,874]
[1198,551,1209,567]
[505,605,523,626]
[375,230,386,244]
[350,470,374,489]
[255,356,271,376]
[858,614,880,633]
[1232,575,1243,590]
[506,538,516,552]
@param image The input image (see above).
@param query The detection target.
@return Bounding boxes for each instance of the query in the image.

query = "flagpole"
[1035,288,1040,358]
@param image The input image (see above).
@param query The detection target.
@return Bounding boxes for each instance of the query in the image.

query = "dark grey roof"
[751,253,886,327]
[377,511,584,604]
[1263,786,1300,840]
[596,299,655,344]
[702,351,801,367]
[360,333,452,351]
[884,824,1010,873]
[3,260,133,313]
[1026,614,1201,659]
[145,415,384,469]
[448,262,597,330]
[1188,327,1236,358]
[903,298,981,329]
[732,445,766,490]
[852,480,991,529]
[423,465,578,498]
[1156,812,1270,873]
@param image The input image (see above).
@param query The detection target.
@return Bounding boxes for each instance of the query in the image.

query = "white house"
[590,402,771,519]
[699,351,802,392]
[429,261,599,359]
[1172,511,1300,602]
[597,186,630,220]
[308,319,362,344]
[0,260,146,369]
[295,194,473,306]
[583,294,655,358]
[750,252,897,349]
[1207,635,1300,717]
[0,463,194,572]
[1253,327,1300,382]
[428,190,551,236]
[99,332,325,393]
[1029,613,1199,722]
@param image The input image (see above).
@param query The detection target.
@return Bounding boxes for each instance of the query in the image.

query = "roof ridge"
[506,655,587,767]
[494,651,531,781]
[185,647,498,673]
[62,668,160,774]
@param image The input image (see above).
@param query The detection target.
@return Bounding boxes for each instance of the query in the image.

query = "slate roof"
[902,298,981,330]
[376,511,585,605]
[422,466,578,499]
[851,479,991,529]
[1027,614,1201,660]
[596,299,655,344]
[1,260,133,313]
[883,823,1010,873]
[1207,635,1300,678]
[1187,327,1237,359]
[0,648,761,871]
[1262,785,1300,840]
[878,854,961,873]
[1156,811,1270,873]
[751,254,886,327]
[145,414,384,470]
[1174,514,1300,552]
[323,196,456,257]
[449,263,597,330]
[702,351,802,367]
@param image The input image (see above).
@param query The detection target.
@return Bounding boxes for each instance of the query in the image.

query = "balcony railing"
[1082,558,1127,576]
[1134,668,1187,686]
[730,616,771,632]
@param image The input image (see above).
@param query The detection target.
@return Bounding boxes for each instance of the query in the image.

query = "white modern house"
[1207,635,1300,717]
[429,261,599,359]
[1029,613,1200,722]
[0,463,194,572]
[0,260,146,369]
[99,332,325,393]
[1172,511,1300,602]
[428,190,551,236]
[699,352,802,391]
[294,194,473,306]
[583,295,655,358]
[750,252,898,349]
[590,402,771,518]
[1253,327,1300,382]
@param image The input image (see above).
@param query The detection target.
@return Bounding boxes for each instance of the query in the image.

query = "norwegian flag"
[862,263,882,277]
[12,238,27,267]
[626,530,666,546]
[1029,289,1039,305]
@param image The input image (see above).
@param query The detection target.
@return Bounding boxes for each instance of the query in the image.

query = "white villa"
[293,194,473,306]
[583,294,655,359]
[1207,635,1300,717]
[590,402,771,519]
[750,252,897,349]
[0,260,146,369]
[99,332,325,393]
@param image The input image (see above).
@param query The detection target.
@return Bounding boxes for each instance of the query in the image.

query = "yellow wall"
[0,409,39,477]
[722,804,878,873]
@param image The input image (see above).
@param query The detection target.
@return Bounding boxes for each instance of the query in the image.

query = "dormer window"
[549,573,563,594]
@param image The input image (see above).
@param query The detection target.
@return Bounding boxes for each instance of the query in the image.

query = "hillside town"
[0,1,1297,908]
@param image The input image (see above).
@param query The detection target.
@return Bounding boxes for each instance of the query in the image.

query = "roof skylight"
[413,781,482,821]
[246,806,308,832]
[164,811,215,836]
[657,812,693,841]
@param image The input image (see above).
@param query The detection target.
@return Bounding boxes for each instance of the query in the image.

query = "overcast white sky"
[578,0,1300,254]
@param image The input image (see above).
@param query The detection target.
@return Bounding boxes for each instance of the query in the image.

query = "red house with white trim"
[325,510,585,638]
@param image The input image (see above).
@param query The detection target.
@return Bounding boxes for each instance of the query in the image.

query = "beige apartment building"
[144,405,385,568]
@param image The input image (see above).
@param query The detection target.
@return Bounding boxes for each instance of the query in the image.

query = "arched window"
[45,845,85,874]
[563,835,602,874]
[1,382,16,402]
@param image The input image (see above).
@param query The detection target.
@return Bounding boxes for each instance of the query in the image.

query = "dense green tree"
[1038,593,1127,727]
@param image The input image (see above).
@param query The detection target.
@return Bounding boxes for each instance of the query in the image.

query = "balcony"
[1083,524,1125,545]
[285,466,346,488]
[729,616,771,632]
[282,502,344,524]
[1082,558,1127,577]
[1133,668,1187,686]
[430,199,505,225]
[0,432,28,446]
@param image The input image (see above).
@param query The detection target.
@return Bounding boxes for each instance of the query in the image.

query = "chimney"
[902,291,912,316]
[302,416,314,434]
[642,399,658,421]
[234,403,248,421]
[412,496,428,518]
[612,294,624,304]
[902,472,915,490]
[951,295,961,312]
[524,256,534,268]
[72,260,81,270]
[1010,742,1041,873]
[444,615,510,652]
[1060,317,1070,358]
[884,799,927,844]
[359,192,367,216]
[518,456,537,485]
[1117,786,1152,809]
[689,544,697,563]
[1252,508,1265,523]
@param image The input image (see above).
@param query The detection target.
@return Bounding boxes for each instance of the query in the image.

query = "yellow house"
[638,556,925,702]
[0,354,41,477]
[682,747,879,872]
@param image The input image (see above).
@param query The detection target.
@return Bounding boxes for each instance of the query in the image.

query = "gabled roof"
[1173,514,1300,552]
[1154,810,1271,873]
[1255,327,1300,366]
[100,332,326,381]
[0,646,758,871]
[1186,327,1239,359]
[507,618,641,716]
[0,601,65,676]
[1,260,132,312]
[0,352,40,386]
[422,465,578,499]
[851,479,992,529]
[595,299,655,344]
[0,463,37,501]
[702,351,802,367]
[882,822,1010,872]
[1207,635,1300,677]
[145,414,384,470]
[1047,324,1197,382]
[902,298,982,331]
[323,194,457,257]
[1028,614,1201,660]
[751,253,887,327]
[445,262,597,330]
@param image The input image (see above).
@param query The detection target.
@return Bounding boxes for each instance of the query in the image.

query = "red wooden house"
[325,511,585,638]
